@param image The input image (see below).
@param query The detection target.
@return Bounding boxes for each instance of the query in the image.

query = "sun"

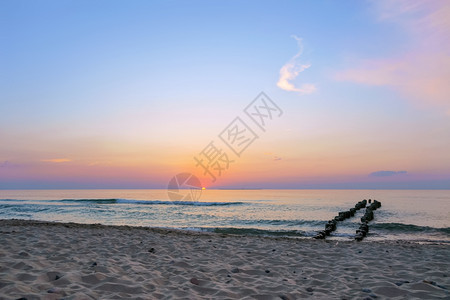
[202,187,206,190]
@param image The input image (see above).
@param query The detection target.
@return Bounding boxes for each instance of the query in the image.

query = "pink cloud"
[336,0,450,113]
[336,54,450,108]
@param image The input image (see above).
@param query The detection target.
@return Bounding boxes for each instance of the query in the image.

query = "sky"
[0,0,449,189]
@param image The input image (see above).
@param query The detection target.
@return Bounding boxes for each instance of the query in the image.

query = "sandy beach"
[0,219,448,299]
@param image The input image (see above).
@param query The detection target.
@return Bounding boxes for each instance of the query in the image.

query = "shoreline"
[1,218,448,245]
[1,219,449,299]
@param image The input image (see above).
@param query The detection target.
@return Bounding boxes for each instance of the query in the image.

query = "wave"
[178,223,450,239]
[61,198,119,204]
[0,198,243,206]
[372,223,450,235]
[181,227,360,238]
[233,220,450,234]
[200,222,450,237]
[181,226,310,237]
[0,199,28,202]
[58,199,244,206]
[238,219,324,227]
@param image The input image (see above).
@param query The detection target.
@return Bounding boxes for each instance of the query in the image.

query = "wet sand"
[0,219,448,299]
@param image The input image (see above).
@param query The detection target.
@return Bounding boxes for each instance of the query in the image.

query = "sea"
[0,189,449,243]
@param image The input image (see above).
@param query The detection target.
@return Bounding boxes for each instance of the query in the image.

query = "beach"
[0,219,448,299]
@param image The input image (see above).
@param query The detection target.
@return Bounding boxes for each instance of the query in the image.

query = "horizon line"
[1,187,449,191]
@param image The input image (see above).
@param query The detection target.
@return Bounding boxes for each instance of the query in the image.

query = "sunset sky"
[1,0,449,189]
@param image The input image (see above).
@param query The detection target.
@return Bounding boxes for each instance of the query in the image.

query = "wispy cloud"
[0,160,22,169]
[277,36,316,94]
[370,170,407,177]
[335,0,450,114]
[264,152,282,161]
[0,161,14,168]
[41,158,72,163]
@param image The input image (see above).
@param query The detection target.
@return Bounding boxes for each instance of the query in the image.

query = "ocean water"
[0,189,449,243]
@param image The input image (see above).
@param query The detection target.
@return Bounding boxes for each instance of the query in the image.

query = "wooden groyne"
[314,199,382,241]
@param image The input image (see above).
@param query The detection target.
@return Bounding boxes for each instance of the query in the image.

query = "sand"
[0,219,448,299]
